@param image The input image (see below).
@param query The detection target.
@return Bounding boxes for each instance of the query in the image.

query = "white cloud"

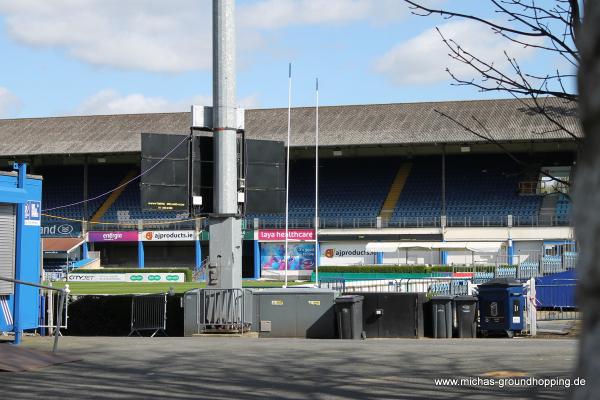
[75,89,260,115]
[0,0,435,72]
[239,0,444,29]
[0,0,213,72]
[374,19,543,85]
[0,87,20,117]
[240,0,391,29]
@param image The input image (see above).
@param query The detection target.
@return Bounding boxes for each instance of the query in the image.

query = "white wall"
[381,249,440,265]
[514,240,543,263]
[446,251,500,266]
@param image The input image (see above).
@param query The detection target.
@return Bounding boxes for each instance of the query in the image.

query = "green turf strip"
[46,280,310,295]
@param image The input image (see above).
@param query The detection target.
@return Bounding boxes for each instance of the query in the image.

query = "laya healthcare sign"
[142,230,195,241]
[67,272,185,282]
[258,229,315,241]
[88,231,138,243]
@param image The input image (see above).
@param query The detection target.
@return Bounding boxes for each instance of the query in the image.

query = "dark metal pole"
[53,290,65,353]
[83,156,88,220]
[442,146,447,217]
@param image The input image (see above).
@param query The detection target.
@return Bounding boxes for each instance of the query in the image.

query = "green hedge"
[317,265,500,274]
[75,268,193,282]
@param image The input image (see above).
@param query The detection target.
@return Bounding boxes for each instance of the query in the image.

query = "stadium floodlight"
[315,77,320,286]
[284,63,292,288]
[207,0,242,290]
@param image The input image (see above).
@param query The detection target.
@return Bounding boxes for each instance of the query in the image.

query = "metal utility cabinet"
[347,292,426,338]
[252,288,336,338]
[478,278,524,338]
[0,165,43,344]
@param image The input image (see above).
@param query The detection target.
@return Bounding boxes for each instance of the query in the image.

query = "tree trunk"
[573,2,600,398]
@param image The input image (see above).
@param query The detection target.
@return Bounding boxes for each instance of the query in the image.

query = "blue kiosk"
[0,164,43,344]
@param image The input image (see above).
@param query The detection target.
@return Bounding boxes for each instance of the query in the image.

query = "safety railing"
[193,257,210,282]
[128,293,168,337]
[319,277,473,296]
[247,214,572,229]
[0,276,67,353]
[39,285,70,333]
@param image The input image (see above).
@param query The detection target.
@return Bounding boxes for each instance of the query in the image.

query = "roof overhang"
[42,237,84,254]
[366,241,504,253]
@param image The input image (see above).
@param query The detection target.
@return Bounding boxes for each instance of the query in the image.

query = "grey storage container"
[431,296,453,338]
[345,292,426,338]
[252,288,336,338]
[183,289,200,337]
[335,295,364,340]
[454,295,478,338]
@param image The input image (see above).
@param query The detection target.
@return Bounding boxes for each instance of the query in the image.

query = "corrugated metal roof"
[42,237,84,253]
[0,97,580,156]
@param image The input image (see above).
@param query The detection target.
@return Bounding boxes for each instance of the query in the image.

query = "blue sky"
[0,0,576,118]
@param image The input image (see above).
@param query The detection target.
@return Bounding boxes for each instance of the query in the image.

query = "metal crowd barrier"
[199,288,250,333]
[128,293,168,337]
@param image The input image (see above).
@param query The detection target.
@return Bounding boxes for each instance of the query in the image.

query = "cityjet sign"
[142,230,196,242]
[258,229,315,241]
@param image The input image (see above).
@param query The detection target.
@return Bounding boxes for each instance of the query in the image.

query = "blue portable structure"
[535,269,576,308]
[478,278,524,338]
[0,164,43,344]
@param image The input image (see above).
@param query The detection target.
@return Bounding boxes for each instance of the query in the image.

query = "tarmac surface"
[0,336,579,399]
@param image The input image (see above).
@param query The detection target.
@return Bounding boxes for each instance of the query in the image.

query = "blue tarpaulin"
[535,270,577,308]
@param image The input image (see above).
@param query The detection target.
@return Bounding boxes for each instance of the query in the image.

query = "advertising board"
[142,230,195,241]
[88,231,138,243]
[67,272,185,282]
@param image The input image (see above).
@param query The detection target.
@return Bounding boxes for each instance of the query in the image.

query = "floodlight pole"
[208,0,242,289]
[314,78,319,286]
[284,63,292,288]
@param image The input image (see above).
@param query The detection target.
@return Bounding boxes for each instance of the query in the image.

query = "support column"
[507,239,514,266]
[137,241,145,269]
[137,225,144,269]
[13,163,26,345]
[253,239,260,279]
[441,250,448,266]
[195,237,202,269]
[82,242,89,259]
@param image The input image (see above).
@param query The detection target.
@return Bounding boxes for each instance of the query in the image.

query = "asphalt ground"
[0,336,579,400]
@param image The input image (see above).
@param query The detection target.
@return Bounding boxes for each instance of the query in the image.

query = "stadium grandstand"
[0,97,579,276]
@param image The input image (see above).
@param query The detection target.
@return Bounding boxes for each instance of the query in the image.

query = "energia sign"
[67,273,185,282]
[88,231,138,242]
[142,230,195,241]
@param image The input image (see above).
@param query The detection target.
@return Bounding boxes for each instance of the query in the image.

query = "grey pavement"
[0,336,579,400]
